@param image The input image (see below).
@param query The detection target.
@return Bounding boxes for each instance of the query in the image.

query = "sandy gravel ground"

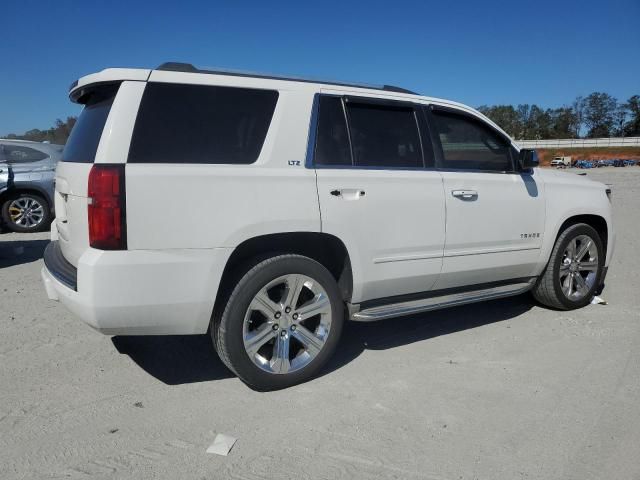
[1,168,639,480]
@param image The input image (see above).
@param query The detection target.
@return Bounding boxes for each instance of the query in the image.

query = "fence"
[516,137,640,149]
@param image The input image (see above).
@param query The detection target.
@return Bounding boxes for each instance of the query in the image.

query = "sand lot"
[1,168,639,480]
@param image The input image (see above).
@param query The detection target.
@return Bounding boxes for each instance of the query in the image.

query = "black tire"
[211,254,344,390]
[532,223,604,310]
[1,193,52,233]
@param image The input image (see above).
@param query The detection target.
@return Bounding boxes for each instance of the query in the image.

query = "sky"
[1,0,639,136]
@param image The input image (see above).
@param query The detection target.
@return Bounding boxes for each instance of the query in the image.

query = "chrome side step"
[350,279,535,322]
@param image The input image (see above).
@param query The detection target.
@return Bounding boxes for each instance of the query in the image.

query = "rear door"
[55,81,145,266]
[427,105,545,290]
[313,94,445,303]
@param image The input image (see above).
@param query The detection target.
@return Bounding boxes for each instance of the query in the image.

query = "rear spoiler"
[69,68,151,104]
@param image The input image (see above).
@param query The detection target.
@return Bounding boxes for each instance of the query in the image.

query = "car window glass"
[314,97,352,166]
[63,85,118,163]
[2,145,48,163]
[431,110,512,171]
[346,102,423,168]
[128,83,278,164]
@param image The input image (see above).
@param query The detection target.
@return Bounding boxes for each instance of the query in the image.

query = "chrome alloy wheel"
[242,274,332,374]
[559,234,599,300]
[8,197,45,229]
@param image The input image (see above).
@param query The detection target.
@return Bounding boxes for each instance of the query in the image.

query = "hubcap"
[559,234,599,300]
[242,274,332,375]
[8,197,44,229]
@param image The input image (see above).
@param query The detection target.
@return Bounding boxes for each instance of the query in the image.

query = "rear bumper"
[41,243,233,335]
[43,241,77,290]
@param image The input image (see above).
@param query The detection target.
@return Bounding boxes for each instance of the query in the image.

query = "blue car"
[0,139,63,232]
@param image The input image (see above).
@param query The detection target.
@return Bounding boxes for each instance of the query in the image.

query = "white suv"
[42,63,614,389]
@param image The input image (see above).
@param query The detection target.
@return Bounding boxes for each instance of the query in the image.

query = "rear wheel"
[212,254,344,390]
[1,193,51,233]
[533,223,604,310]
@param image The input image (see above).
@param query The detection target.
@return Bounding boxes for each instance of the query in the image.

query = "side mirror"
[518,149,539,171]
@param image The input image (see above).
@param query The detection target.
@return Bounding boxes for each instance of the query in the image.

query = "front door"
[427,106,545,290]
[312,94,445,303]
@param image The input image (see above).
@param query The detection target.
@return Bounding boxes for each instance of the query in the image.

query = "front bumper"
[41,242,233,335]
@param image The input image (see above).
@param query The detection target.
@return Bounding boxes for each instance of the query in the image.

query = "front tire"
[212,254,344,390]
[532,223,604,310]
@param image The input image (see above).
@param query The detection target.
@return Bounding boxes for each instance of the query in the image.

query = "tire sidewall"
[2,193,51,233]
[551,224,604,309]
[218,255,344,390]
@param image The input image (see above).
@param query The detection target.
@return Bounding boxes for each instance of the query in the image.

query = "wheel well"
[0,187,51,209]
[557,215,608,260]
[217,232,353,306]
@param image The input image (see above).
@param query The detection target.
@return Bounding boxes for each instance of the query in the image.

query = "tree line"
[4,117,77,145]
[478,93,640,140]
[3,92,640,144]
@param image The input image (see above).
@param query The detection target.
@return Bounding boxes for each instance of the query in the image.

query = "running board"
[350,279,536,322]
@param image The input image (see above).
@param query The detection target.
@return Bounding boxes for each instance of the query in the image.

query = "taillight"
[88,164,126,250]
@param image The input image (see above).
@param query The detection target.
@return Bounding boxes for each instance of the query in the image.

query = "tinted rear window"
[347,102,423,168]
[315,96,351,166]
[63,85,118,163]
[128,83,279,164]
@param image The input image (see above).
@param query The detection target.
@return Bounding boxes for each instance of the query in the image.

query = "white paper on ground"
[206,433,237,456]
[590,296,607,305]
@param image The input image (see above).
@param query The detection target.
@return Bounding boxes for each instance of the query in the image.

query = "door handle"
[330,189,365,200]
[452,190,478,199]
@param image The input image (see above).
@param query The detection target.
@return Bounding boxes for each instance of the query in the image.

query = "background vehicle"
[41,64,614,390]
[0,139,62,232]
[550,156,572,167]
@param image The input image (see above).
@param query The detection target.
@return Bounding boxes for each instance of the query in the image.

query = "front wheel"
[212,254,344,390]
[532,223,604,310]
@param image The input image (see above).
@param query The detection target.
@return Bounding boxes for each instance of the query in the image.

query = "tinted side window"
[347,102,423,168]
[315,97,351,166]
[63,85,119,163]
[431,110,512,171]
[2,145,48,163]
[128,83,278,164]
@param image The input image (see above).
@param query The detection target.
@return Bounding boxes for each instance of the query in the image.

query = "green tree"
[477,105,521,138]
[583,92,617,138]
[549,107,578,138]
[4,117,77,144]
[623,95,640,136]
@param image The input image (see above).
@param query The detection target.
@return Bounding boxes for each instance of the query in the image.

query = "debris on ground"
[206,433,237,456]
[590,296,607,305]
[133,401,144,408]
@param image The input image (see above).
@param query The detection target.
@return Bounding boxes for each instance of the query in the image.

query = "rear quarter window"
[63,85,119,163]
[1,145,49,163]
[127,83,279,164]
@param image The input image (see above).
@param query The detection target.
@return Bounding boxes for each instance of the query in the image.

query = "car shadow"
[0,239,48,268]
[322,294,534,378]
[112,294,534,387]
[112,334,234,384]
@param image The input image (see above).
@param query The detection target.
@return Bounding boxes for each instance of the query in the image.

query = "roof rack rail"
[156,62,417,95]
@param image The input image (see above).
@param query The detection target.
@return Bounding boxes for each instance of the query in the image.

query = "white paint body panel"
[316,168,445,303]
[44,67,615,335]
[42,247,231,334]
[435,170,546,289]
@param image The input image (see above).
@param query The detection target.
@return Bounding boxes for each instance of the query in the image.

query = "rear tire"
[1,193,51,233]
[211,254,344,390]
[532,223,604,310]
